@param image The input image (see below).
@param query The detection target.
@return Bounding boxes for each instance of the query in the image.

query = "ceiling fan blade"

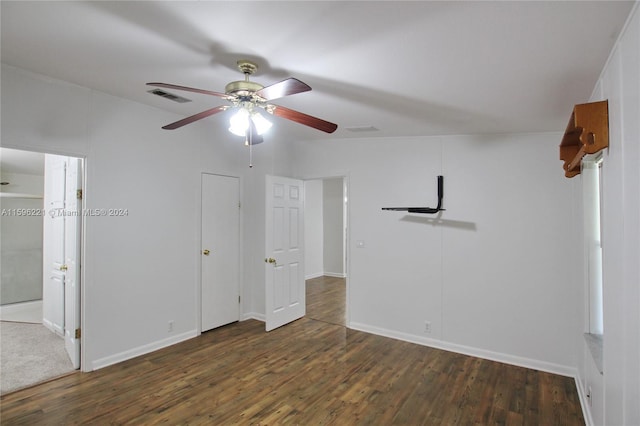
[271,105,338,133]
[256,78,311,101]
[161,106,227,130]
[147,82,228,98]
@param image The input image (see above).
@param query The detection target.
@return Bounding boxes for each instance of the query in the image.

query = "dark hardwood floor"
[306,275,346,326]
[0,277,585,425]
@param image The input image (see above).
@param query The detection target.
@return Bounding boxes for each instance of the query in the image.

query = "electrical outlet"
[424,321,432,334]
[168,320,174,333]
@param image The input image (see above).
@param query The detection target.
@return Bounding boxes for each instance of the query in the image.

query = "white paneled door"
[43,154,82,369]
[43,156,66,337]
[265,175,305,332]
[201,174,240,332]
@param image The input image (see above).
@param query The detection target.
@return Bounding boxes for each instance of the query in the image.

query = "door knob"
[202,249,210,256]
[59,264,68,271]
[264,257,276,264]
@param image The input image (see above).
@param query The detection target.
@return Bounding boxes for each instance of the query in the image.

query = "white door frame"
[303,174,350,327]
[78,156,87,371]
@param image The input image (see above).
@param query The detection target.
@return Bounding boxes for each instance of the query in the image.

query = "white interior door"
[63,158,81,368]
[43,155,66,336]
[201,174,240,332]
[265,175,305,331]
[43,154,82,369]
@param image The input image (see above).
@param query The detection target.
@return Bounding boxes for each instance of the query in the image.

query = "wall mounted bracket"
[559,100,609,178]
[382,175,445,214]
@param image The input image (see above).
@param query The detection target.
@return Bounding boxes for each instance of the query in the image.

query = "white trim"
[305,272,347,280]
[574,374,594,426]
[323,272,346,278]
[91,329,197,371]
[349,322,577,378]
[305,272,324,280]
[241,312,265,322]
[0,300,42,321]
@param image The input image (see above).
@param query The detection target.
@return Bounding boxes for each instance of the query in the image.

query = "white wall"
[0,64,281,369]
[293,133,581,374]
[579,4,640,425]
[322,178,344,277]
[304,179,324,279]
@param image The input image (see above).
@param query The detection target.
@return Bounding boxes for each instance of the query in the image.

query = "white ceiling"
[0,148,44,176]
[0,1,634,143]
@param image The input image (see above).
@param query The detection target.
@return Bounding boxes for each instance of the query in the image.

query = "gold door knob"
[264,257,276,264]
[59,264,68,271]
[202,249,210,256]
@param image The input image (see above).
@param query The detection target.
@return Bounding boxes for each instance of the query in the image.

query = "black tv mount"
[382,175,445,214]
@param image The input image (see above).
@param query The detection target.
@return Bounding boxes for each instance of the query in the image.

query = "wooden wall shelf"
[560,100,609,178]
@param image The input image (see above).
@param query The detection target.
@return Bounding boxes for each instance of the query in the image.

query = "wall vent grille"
[345,126,379,133]
[148,89,191,103]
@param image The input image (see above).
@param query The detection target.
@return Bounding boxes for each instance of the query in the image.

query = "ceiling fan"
[147,60,338,145]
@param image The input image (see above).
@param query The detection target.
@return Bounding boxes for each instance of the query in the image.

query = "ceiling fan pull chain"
[248,130,254,168]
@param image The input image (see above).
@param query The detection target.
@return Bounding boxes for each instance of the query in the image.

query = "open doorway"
[0,147,83,394]
[304,177,347,326]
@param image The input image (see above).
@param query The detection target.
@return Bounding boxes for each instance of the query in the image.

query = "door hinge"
[238,202,241,209]
[75,328,81,339]
[76,189,83,200]
[238,295,241,304]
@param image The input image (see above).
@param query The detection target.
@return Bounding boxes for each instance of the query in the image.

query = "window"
[583,156,604,335]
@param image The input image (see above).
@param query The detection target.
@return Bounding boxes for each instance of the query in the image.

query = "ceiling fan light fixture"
[228,108,250,136]
[251,111,273,135]
[229,107,272,137]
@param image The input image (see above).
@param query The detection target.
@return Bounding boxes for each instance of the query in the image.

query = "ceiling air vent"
[345,126,379,133]
[148,89,191,103]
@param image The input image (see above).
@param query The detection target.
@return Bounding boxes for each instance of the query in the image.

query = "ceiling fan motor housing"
[225,60,264,99]
[225,80,264,98]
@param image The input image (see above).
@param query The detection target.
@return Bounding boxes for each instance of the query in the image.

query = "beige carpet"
[0,321,75,394]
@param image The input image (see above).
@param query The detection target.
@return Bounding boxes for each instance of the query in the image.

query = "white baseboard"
[0,300,42,323]
[90,315,267,371]
[0,299,42,314]
[305,272,346,280]
[305,272,324,280]
[241,312,265,322]
[91,329,197,371]
[324,272,346,278]
[574,375,594,426]
[348,322,577,378]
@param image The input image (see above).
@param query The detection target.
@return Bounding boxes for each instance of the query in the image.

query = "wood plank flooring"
[306,275,346,326]
[0,277,585,425]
